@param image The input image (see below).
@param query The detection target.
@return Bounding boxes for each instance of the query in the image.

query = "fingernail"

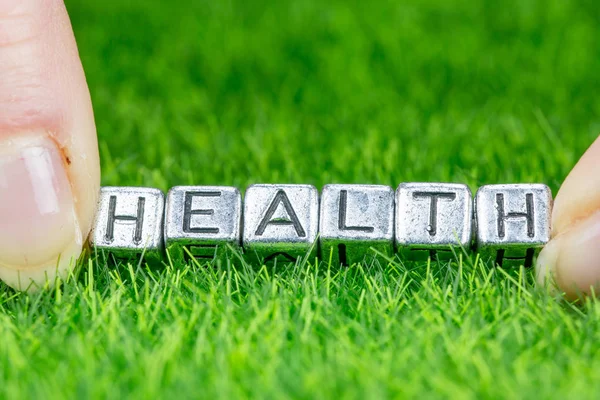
[536,211,600,299]
[0,135,82,291]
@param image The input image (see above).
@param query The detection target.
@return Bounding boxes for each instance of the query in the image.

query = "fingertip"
[0,0,99,290]
[537,211,600,300]
[535,236,561,291]
[552,135,600,235]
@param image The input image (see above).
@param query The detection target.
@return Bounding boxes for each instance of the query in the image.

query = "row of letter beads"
[89,183,552,268]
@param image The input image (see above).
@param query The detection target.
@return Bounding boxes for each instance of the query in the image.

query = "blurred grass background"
[76,0,599,191]
[0,0,599,398]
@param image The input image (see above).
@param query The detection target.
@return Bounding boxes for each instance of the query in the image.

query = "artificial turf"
[1,0,600,398]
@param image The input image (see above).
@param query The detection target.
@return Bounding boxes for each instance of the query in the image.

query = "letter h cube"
[90,187,165,265]
[475,184,552,268]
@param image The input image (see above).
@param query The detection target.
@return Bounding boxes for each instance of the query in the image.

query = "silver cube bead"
[320,184,394,266]
[243,184,319,264]
[164,186,242,265]
[90,186,165,264]
[475,184,552,268]
[396,182,473,260]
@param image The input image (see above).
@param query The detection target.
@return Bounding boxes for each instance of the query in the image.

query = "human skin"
[0,0,597,295]
[0,0,99,290]
[536,136,600,299]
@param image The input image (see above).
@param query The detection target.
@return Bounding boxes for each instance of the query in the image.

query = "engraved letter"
[255,190,306,237]
[495,193,535,238]
[338,190,374,233]
[494,192,536,267]
[105,196,145,244]
[412,192,456,236]
[183,191,221,234]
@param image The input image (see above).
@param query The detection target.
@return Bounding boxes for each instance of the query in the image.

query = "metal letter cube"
[475,184,552,268]
[396,183,473,261]
[164,186,242,265]
[319,184,394,266]
[90,187,165,265]
[243,184,319,264]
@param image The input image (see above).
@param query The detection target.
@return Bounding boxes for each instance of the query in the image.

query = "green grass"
[2,0,600,397]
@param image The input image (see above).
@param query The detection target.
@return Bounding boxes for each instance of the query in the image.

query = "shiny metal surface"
[164,186,242,264]
[396,182,473,260]
[243,184,319,265]
[475,184,552,268]
[320,184,394,266]
[90,186,165,265]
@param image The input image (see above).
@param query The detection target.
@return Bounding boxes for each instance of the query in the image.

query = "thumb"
[536,135,600,298]
[0,0,99,290]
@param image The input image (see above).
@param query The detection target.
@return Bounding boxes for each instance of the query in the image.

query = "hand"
[0,1,596,298]
[0,0,99,290]
[536,135,600,299]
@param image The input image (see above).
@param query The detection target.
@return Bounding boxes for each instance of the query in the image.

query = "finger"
[536,134,600,298]
[0,0,100,290]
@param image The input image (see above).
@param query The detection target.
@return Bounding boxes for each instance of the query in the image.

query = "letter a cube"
[243,184,319,264]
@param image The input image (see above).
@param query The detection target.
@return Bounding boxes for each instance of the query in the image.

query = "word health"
[90,183,552,268]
